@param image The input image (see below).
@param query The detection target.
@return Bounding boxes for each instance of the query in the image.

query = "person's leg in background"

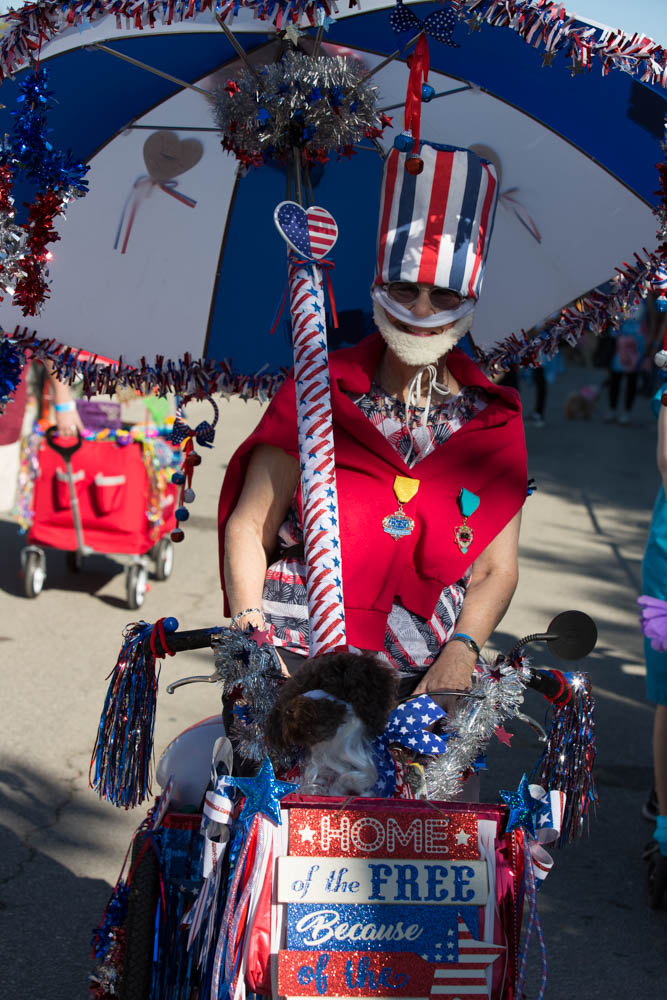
[654,704,667,856]
[531,367,547,426]
[606,369,622,421]
[618,372,639,425]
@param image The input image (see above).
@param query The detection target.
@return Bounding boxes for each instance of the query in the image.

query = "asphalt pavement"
[1,364,666,999]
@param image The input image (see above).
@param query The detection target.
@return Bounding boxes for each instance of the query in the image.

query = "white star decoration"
[455,829,470,845]
[299,824,316,843]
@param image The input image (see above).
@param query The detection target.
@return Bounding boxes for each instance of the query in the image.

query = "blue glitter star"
[500,773,538,838]
[231,757,298,827]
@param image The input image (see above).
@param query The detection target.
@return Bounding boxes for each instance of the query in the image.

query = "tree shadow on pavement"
[0,761,131,1000]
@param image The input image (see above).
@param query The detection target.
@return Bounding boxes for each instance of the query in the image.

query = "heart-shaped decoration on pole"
[274,201,339,259]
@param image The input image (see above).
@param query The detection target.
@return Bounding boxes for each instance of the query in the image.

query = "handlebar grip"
[45,425,83,459]
[143,626,220,657]
[526,668,572,705]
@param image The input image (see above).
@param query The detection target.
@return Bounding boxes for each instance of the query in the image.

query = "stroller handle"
[45,424,83,460]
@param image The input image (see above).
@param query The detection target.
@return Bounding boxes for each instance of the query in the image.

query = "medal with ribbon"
[454,487,480,554]
[383,474,420,540]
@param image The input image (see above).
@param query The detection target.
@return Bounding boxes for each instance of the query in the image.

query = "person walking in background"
[0,354,81,513]
[605,299,648,424]
[638,384,667,861]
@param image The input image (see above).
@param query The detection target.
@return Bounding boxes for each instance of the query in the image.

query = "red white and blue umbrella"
[2,1,667,652]
[0,0,664,393]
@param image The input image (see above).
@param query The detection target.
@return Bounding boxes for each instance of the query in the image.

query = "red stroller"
[19,425,178,608]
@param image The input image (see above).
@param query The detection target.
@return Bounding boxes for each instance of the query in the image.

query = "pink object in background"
[638,595,667,651]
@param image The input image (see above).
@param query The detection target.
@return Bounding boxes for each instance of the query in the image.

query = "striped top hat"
[376,142,498,300]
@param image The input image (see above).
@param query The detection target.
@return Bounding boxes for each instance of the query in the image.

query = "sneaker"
[618,411,631,425]
[530,412,546,427]
[643,788,659,822]
[604,409,618,423]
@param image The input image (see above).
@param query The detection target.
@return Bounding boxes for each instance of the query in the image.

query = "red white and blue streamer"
[288,255,346,655]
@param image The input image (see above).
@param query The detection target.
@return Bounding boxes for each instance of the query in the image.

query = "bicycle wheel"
[120,834,159,1000]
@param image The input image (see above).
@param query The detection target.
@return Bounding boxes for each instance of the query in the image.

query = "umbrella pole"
[286,149,347,655]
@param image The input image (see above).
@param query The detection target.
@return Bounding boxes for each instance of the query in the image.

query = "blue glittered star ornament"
[231,756,298,826]
[500,773,538,838]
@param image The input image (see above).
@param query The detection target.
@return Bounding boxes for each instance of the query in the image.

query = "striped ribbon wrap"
[287,257,346,655]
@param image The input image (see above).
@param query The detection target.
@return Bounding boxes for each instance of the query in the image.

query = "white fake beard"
[373,302,474,367]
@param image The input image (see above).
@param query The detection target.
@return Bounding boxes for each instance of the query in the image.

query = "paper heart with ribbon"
[384,693,449,754]
[114,130,201,254]
[143,130,204,182]
[274,201,339,260]
[389,0,460,47]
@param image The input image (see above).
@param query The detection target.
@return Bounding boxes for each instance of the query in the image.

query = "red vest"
[218,334,527,650]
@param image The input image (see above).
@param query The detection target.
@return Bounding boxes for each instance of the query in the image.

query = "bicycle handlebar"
[143,619,582,707]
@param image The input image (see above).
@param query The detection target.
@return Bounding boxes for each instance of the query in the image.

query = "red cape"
[219,333,527,650]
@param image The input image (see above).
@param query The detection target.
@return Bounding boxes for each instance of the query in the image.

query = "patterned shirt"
[262,383,488,675]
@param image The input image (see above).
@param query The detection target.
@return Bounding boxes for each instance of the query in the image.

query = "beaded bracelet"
[231,607,266,630]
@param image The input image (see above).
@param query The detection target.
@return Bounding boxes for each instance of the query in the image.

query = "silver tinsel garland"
[211,627,292,767]
[211,52,383,162]
[423,655,533,801]
[0,186,27,298]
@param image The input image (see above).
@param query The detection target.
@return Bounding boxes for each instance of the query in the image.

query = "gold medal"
[383,475,420,540]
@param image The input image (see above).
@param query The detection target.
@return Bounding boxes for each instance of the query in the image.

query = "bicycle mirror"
[546,610,598,660]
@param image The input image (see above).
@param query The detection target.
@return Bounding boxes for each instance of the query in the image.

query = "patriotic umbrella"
[2,1,667,652]
[0,0,665,392]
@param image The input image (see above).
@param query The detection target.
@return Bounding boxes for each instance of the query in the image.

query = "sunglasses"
[385,281,463,312]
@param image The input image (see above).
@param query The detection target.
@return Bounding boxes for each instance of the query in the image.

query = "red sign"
[289,806,479,861]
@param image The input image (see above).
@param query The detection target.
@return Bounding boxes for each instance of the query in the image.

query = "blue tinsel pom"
[0,339,23,407]
[2,67,88,195]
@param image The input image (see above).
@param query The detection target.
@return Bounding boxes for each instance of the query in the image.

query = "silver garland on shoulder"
[423,655,532,801]
[210,52,384,165]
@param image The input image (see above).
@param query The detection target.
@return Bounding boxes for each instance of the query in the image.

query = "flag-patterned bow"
[384,694,449,754]
[170,415,216,449]
[389,1,460,47]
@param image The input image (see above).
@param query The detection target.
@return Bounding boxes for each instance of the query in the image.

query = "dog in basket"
[265,651,398,797]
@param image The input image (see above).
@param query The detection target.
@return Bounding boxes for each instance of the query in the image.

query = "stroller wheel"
[66,550,83,573]
[645,841,667,909]
[22,549,46,598]
[153,537,174,581]
[126,564,148,610]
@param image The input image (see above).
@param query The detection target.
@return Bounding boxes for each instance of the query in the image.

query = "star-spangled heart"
[274,201,338,260]
[384,694,449,755]
[389,1,460,47]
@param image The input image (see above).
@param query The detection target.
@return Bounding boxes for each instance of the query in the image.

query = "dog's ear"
[340,655,399,737]
[266,696,348,750]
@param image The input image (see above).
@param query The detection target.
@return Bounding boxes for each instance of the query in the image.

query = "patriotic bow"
[389,0,460,47]
[170,415,216,449]
[170,396,219,449]
[501,775,566,888]
[384,694,449,754]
